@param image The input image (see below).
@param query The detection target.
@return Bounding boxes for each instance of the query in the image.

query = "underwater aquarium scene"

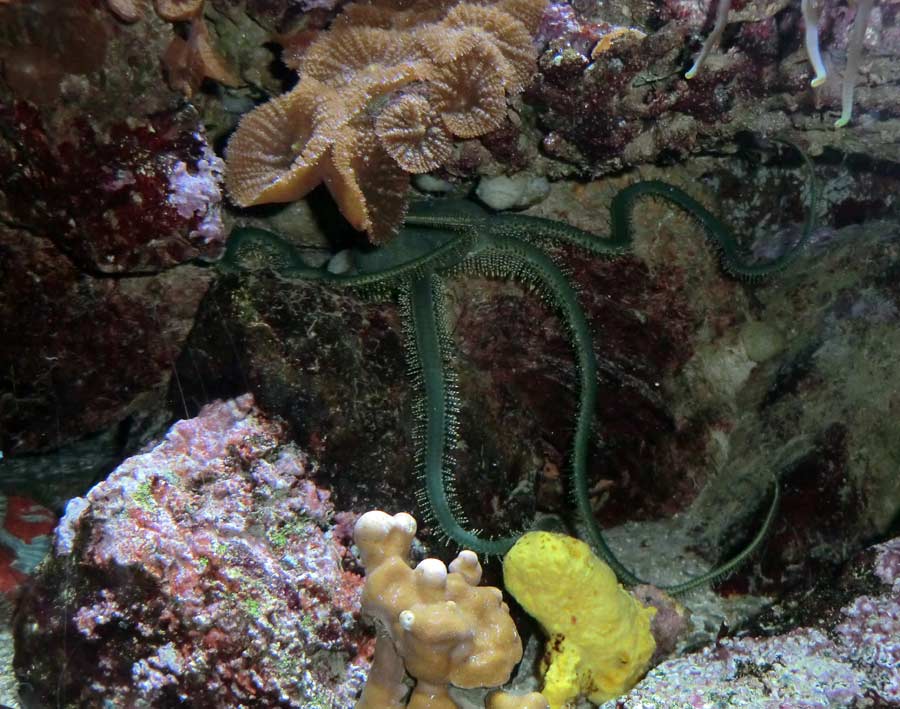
[1,0,900,707]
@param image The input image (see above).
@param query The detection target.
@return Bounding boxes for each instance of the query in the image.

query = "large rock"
[14,396,371,708]
[0,0,227,500]
[602,535,900,707]
[530,0,900,176]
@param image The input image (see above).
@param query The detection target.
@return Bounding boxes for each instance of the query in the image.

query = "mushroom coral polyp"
[224,0,547,243]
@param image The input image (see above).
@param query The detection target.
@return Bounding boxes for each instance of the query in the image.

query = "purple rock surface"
[15,395,372,708]
[606,537,900,708]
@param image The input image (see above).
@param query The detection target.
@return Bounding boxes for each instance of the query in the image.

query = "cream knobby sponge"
[354,510,548,709]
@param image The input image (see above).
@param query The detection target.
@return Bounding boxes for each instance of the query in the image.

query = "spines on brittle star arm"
[609,154,816,282]
[489,212,632,256]
[478,235,645,584]
[444,143,815,280]
[477,236,781,595]
[664,477,781,596]
[405,274,519,556]
[219,226,310,275]
[220,225,474,289]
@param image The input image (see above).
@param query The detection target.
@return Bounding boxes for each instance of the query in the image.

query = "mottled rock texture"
[175,150,899,600]
[14,395,370,708]
[0,0,897,704]
[601,536,900,707]
[0,1,226,501]
[530,0,900,177]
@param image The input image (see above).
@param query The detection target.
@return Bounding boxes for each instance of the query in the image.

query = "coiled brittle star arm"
[218,159,815,593]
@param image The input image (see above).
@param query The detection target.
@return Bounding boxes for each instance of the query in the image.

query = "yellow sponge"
[503,531,656,708]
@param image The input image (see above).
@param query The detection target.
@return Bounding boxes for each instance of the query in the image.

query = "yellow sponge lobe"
[503,531,656,708]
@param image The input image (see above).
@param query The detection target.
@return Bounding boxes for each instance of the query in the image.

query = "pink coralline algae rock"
[15,395,371,708]
[165,137,226,247]
[537,1,618,57]
[604,537,900,708]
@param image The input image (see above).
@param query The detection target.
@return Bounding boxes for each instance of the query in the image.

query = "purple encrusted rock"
[15,395,372,708]
[604,537,900,707]
[0,103,226,273]
[165,136,227,247]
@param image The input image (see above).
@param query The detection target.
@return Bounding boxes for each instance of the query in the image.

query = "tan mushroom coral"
[163,16,239,97]
[301,25,426,87]
[155,0,203,21]
[333,4,397,29]
[429,42,508,138]
[327,116,412,241]
[335,1,454,31]
[226,77,410,241]
[106,0,203,23]
[226,0,549,242]
[375,93,453,173]
[354,510,537,709]
[107,0,144,22]
[440,3,537,92]
[496,0,547,33]
[224,79,330,207]
[104,0,238,97]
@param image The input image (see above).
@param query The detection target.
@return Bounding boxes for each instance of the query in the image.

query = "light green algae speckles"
[243,597,261,619]
[130,472,181,513]
[267,517,313,552]
[132,480,155,511]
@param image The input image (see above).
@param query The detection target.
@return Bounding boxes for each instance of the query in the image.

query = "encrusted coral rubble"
[15,396,371,707]
[603,537,900,707]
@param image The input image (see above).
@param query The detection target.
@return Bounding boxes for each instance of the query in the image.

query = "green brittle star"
[220,156,815,595]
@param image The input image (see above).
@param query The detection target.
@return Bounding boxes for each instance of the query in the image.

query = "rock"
[14,396,371,708]
[739,320,786,363]
[0,1,227,484]
[476,174,550,211]
[529,0,900,175]
[602,536,900,707]
[413,174,458,193]
[0,222,213,471]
